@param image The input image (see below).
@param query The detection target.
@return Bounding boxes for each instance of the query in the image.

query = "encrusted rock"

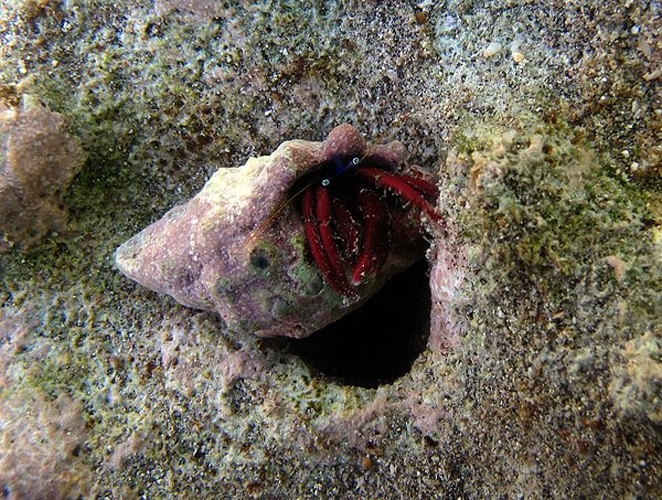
[0,100,87,251]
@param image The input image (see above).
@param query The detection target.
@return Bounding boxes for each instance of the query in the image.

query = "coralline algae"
[115,125,436,338]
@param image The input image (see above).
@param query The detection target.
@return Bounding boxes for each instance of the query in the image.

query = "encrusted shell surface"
[115,125,430,338]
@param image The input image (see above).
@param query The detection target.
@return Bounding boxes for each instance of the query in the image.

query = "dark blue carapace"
[321,156,361,187]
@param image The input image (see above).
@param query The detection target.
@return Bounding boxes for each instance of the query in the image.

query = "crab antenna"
[244,178,316,249]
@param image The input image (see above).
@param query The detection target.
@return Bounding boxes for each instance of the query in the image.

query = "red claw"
[400,174,439,203]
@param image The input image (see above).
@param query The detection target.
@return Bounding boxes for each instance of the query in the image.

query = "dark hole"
[286,259,431,388]
[249,247,270,269]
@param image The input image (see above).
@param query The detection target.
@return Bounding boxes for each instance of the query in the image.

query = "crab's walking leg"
[331,197,361,265]
[301,187,355,297]
[315,185,354,296]
[356,167,442,224]
[400,174,439,203]
[352,189,391,286]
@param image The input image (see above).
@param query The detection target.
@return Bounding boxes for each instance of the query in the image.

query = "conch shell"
[115,125,434,338]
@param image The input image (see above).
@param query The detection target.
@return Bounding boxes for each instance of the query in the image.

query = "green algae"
[443,115,661,424]
[449,118,653,283]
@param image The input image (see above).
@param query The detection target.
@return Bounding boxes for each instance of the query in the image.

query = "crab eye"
[351,157,360,166]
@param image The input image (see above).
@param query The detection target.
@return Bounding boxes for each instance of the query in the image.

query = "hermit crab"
[115,124,441,338]
[289,141,440,298]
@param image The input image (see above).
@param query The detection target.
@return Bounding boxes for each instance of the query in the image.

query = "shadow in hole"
[286,259,431,388]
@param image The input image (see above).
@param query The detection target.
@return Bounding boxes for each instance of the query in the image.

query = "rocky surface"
[0,100,86,251]
[0,0,659,497]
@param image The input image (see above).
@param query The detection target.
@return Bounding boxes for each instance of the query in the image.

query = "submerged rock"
[116,125,437,338]
[0,100,87,251]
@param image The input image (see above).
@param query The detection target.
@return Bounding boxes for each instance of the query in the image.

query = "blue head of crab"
[322,156,361,187]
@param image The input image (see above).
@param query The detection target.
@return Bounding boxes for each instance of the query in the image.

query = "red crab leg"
[400,174,439,203]
[301,187,356,297]
[315,185,354,296]
[356,167,442,224]
[331,197,361,265]
[352,189,391,286]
